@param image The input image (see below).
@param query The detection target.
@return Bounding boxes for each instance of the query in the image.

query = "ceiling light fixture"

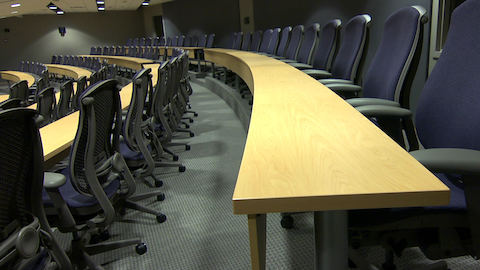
[11,11,18,14]
[56,10,64,15]
[11,3,21,8]
[141,0,150,6]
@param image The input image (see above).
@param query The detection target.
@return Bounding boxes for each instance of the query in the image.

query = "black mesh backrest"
[133,38,139,46]
[198,34,207,47]
[159,36,166,46]
[152,62,169,121]
[9,80,29,104]
[178,35,185,46]
[0,99,22,110]
[250,30,263,52]
[57,80,74,118]
[72,76,88,110]
[241,32,251,51]
[259,29,273,52]
[330,14,371,81]
[311,19,342,70]
[206,34,215,48]
[69,79,121,196]
[123,69,151,152]
[233,32,243,50]
[37,87,56,126]
[184,36,192,47]
[0,108,42,234]
[167,37,172,46]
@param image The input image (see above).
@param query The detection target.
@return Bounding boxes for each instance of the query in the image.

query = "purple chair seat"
[43,167,120,208]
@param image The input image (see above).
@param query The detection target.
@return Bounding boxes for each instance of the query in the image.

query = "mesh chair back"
[123,69,151,152]
[286,25,304,59]
[133,38,139,46]
[330,14,371,81]
[178,35,185,46]
[259,29,273,53]
[69,79,121,196]
[9,80,29,104]
[159,36,166,46]
[126,38,132,46]
[362,6,427,105]
[184,36,192,47]
[152,63,169,121]
[266,28,281,55]
[416,1,480,149]
[140,37,146,46]
[72,76,88,110]
[276,27,292,57]
[296,24,319,64]
[0,99,22,110]
[250,30,263,52]
[0,108,42,234]
[37,87,56,126]
[241,32,251,51]
[206,34,215,48]
[147,37,153,46]
[311,19,341,70]
[197,34,207,47]
[233,32,243,50]
[51,55,57,64]
[57,80,74,118]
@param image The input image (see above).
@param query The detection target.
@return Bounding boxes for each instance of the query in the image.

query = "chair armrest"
[411,148,480,176]
[355,105,412,118]
[303,69,333,80]
[43,173,76,231]
[289,63,313,70]
[319,79,354,85]
[347,98,400,108]
[327,83,363,95]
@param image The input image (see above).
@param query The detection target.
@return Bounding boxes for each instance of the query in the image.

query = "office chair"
[42,80,150,270]
[184,35,192,47]
[273,25,304,61]
[0,108,72,270]
[140,37,146,46]
[9,80,29,106]
[57,80,74,118]
[270,26,291,57]
[281,24,319,65]
[159,36,166,46]
[206,33,215,48]
[197,34,207,47]
[325,6,428,107]
[233,32,243,50]
[250,30,263,52]
[120,69,186,181]
[258,29,274,53]
[0,98,22,110]
[28,77,46,103]
[281,6,427,229]
[51,55,57,64]
[241,32,251,51]
[72,76,87,111]
[347,2,480,269]
[36,87,56,127]
[178,35,185,46]
[290,19,341,71]
[166,36,172,46]
[126,38,132,46]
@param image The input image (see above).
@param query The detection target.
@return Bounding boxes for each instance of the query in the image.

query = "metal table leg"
[314,210,348,270]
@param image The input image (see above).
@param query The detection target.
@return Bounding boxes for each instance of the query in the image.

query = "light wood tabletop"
[40,64,160,167]
[204,48,450,270]
[80,55,154,70]
[0,70,36,87]
[45,64,92,80]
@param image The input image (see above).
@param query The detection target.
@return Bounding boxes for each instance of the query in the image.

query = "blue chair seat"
[119,140,152,161]
[43,167,120,208]
[349,173,466,226]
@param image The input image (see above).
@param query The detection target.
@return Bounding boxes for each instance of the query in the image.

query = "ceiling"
[0,0,171,19]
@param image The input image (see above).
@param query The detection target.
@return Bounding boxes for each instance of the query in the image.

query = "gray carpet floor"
[52,80,480,269]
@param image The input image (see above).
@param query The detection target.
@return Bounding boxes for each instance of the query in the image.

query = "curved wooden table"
[80,55,154,70]
[204,49,450,270]
[40,63,160,167]
[45,64,92,80]
[0,70,36,87]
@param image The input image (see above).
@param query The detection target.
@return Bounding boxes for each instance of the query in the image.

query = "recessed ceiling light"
[11,3,21,8]
[56,10,64,15]
[142,1,149,6]
[49,6,57,10]
[11,11,18,14]
[98,6,105,10]
[96,1,105,4]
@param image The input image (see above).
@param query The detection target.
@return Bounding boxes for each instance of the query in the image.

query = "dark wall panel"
[0,11,145,70]
[162,0,240,48]
[254,0,431,112]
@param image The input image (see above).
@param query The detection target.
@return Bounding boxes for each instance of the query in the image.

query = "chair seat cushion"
[119,141,144,161]
[349,173,466,226]
[43,167,120,208]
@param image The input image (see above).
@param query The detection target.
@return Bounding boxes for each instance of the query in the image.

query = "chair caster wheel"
[157,194,165,201]
[194,113,198,117]
[135,243,147,255]
[280,215,294,229]
[179,166,186,172]
[185,145,191,151]
[156,214,167,223]
[189,132,194,137]
[155,179,163,187]
[173,155,179,161]
[189,119,194,123]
